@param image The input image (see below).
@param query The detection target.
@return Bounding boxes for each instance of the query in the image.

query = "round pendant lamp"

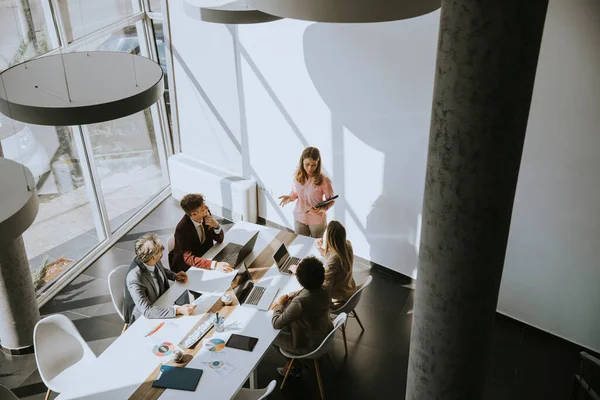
[0,52,164,126]
[184,0,281,24]
[244,0,441,23]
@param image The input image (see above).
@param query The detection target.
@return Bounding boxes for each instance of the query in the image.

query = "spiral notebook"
[152,365,203,391]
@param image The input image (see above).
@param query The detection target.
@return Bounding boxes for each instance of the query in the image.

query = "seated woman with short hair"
[271,256,333,376]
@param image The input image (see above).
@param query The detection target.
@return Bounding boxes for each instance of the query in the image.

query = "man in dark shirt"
[168,193,233,273]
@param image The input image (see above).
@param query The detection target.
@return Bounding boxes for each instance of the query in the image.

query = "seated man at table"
[124,233,195,325]
[271,256,333,377]
[169,193,233,273]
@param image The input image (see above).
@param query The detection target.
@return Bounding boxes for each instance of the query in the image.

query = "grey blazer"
[123,257,177,324]
[272,287,333,350]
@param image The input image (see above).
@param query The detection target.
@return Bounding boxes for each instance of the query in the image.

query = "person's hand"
[204,215,219,229]
[176,304,196,315]
[175,271,188,283]
[309,206,324,214]
[288,264,298,275]
[270,294,289,310]
[278,195,292,207]
[215,262,234,273]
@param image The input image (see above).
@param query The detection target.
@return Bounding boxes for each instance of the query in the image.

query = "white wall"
[498,0,600,351]
[170,0,600,351]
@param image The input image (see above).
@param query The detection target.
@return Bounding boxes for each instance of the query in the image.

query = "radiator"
[168,153,258,223]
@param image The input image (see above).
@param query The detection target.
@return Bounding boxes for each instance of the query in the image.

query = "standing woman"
[279,147,335,238]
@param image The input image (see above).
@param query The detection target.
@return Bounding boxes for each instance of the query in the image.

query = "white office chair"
[279,313,347,400]
[108,264,129,334]
[0,384,19,400]
[34,314,97,400]
[233,380,277,400]
[331,275,373,356]
[167,235,175,253]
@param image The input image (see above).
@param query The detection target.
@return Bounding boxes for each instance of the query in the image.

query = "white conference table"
[57,221,320,400]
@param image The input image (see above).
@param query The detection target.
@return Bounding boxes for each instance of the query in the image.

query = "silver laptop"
[273,243,301,275]
[231,263,279,311]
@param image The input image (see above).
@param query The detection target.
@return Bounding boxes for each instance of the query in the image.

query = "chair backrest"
[108,265,129,321]
[257,380,277,399]
[572,351,600,400]
[34,314,96,392]
[333,275,373,315]
[0,384,19,400]
[300,313,347,359]
[167,235,175,252]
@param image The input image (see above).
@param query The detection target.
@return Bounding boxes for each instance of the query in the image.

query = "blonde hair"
[135,233,164,263]
[294,147,323,186]
[325,221,353,271]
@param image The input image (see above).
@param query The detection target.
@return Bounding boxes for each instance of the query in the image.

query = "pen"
[216,312,220,324]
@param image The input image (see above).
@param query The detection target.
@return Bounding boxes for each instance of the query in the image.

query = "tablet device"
[174,290,202,306]
[305,195,339,213]
[226,334,259,352]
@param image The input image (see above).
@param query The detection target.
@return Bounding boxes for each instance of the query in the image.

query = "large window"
[0,0,172,298]
[86,108,168,232]
[0,0,58,70]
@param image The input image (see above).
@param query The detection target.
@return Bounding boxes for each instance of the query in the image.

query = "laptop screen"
[273,244,289,267]
[234,232,259,266]
[231,263,253,303]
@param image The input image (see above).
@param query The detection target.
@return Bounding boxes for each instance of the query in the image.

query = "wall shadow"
[303,20,439,276]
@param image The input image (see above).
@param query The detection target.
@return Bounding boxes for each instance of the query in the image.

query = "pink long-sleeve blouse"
[290,175,335,225]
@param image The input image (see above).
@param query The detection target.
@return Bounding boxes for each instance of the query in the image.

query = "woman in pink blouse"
[279,147,335,238]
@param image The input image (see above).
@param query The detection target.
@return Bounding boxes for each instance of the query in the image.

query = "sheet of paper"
[209,361,236,377]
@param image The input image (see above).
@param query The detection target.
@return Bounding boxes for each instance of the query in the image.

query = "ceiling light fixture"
[244,0,441,23]
[0,51,164,126]
[184,0,281,24]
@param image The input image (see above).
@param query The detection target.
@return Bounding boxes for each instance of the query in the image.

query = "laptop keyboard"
[281,257,301,273]
[221,251,240,265]
[246,286,266,306]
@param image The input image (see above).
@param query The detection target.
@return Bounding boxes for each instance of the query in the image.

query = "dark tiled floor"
[1,196,598,399]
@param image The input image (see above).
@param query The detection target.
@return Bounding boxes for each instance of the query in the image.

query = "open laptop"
[273,243,301,275]
[231,263,279,311]
[212,232,259,267]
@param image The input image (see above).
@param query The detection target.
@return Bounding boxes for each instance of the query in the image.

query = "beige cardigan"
[324,242,357,308]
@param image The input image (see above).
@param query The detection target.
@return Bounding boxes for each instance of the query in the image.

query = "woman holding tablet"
[278,147,335,238]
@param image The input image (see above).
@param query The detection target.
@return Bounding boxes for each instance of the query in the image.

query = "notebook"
[152,365,203,391]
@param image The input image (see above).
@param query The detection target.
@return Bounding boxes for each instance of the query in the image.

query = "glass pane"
[0,117,102,294]
[152,22,171,132]
[0,0,59,70]
[69,23,142,54]
[86,108,169,232]
[149,0,162,12]
[58,0,141,43]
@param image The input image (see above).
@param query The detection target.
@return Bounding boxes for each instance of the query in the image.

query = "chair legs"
[314,359,325,400]
[121,323,128,335]
[280,358,296,390]
[352,310,365,332]
[340,324,348,356]
[45,389,51,400]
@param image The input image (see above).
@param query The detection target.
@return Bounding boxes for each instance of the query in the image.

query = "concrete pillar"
[0,236,41,351]
[0,157,40,353]
[406,1,549,399]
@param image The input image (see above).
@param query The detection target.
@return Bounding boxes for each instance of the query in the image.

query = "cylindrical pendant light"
[184,0,281,24]
[0,51,164,126]
[245,0,441,23]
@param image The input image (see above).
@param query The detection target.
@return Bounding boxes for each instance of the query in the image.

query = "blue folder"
[152,365,203,391]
